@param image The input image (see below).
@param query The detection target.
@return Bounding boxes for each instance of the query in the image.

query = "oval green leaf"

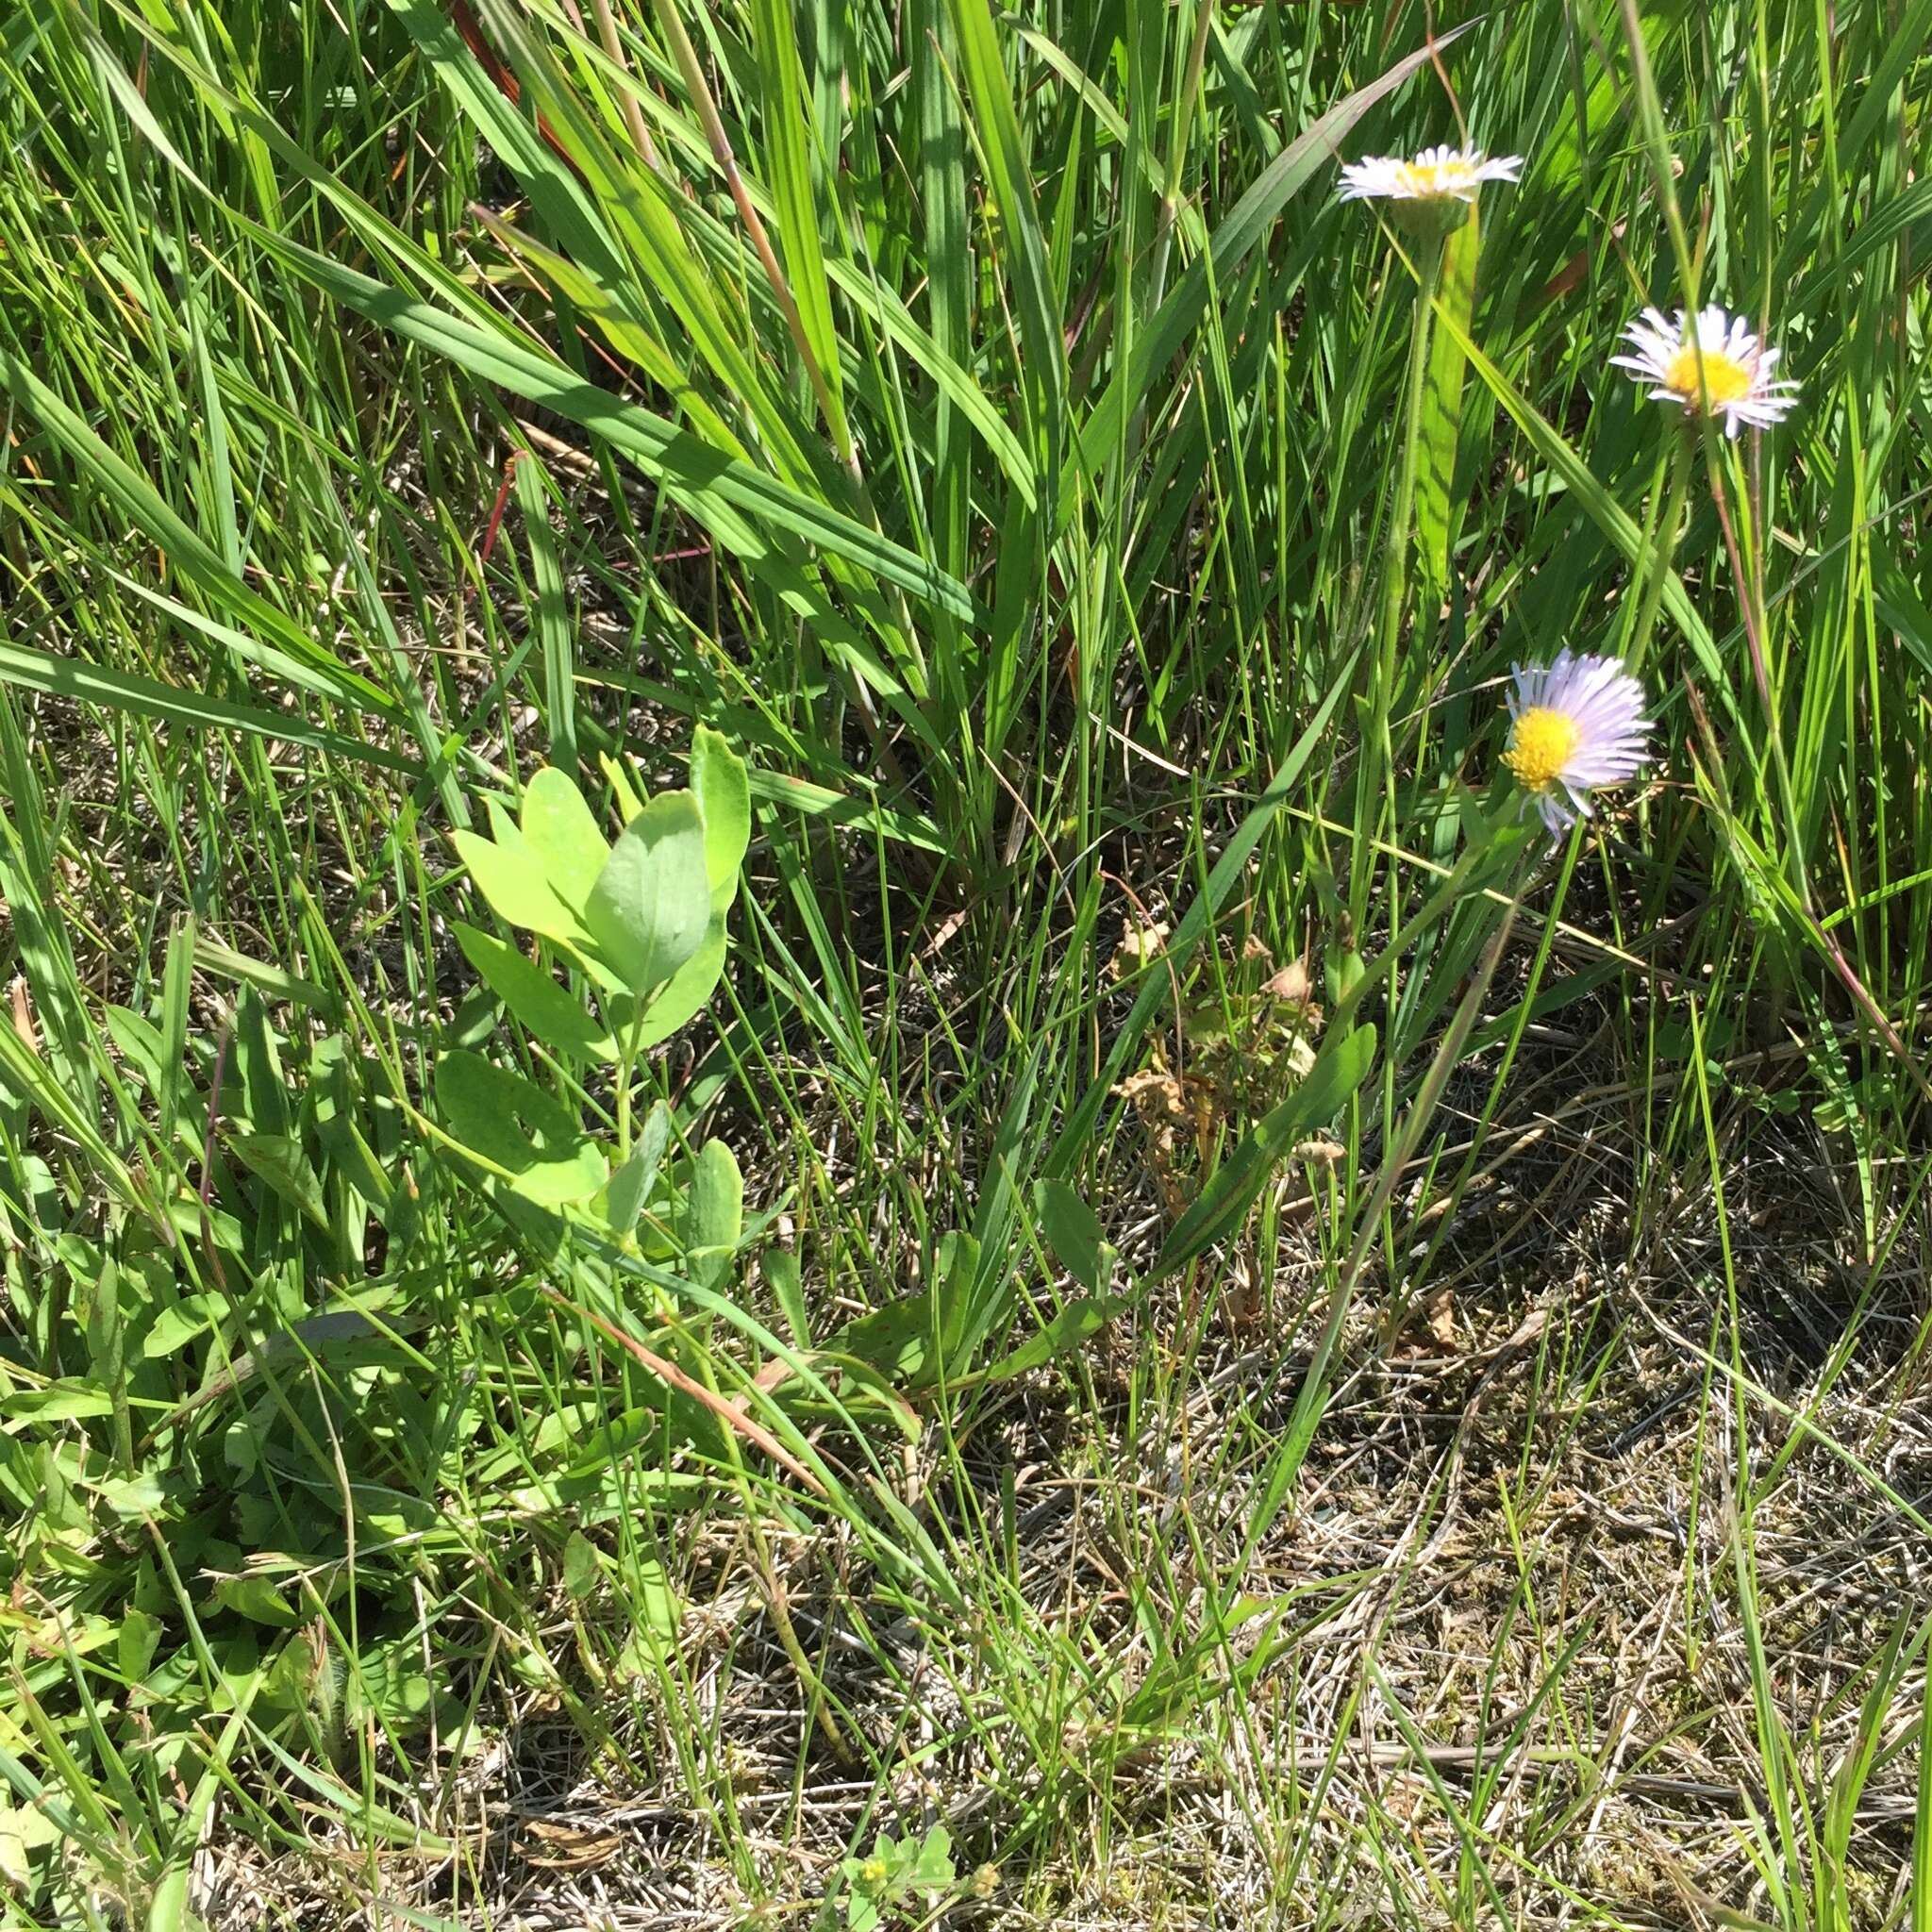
[520,766,608,913]
[690,726,750,913]
[436,1051,607,1206]
[451,921,616,1062]
[583,791,711,995]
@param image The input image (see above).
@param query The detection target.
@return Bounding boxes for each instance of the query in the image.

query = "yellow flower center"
[1662,343,1755,408]
[1502,707,1582,792]
[1393,158,1473,199]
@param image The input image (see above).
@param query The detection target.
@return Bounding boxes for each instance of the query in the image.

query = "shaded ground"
[191,1009,1929,1930]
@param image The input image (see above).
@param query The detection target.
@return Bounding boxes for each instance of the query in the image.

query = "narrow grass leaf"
[0,351,400,718]
[250,234,974,622]
[1048,649,1359,1170]
[516,460,577,774]
[747,0,847,448]
[1070,24,1474,521]
[946,0,1065,494]
[1151,1024,1378,1279]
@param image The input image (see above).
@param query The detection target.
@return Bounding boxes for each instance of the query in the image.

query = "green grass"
[0,0,1929,1924]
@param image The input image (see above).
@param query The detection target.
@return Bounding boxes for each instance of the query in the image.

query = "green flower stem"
[1709,463,1809,893]
[614,1000,650,1162]
[1351,234,1443,941]
[1145,0,1218,319]
[1624,428,1692,675]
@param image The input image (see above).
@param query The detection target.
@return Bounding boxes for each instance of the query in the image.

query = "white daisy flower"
[1501,650,1651,835]
[1611,304,1799,437]
[1337,144,1523,206]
